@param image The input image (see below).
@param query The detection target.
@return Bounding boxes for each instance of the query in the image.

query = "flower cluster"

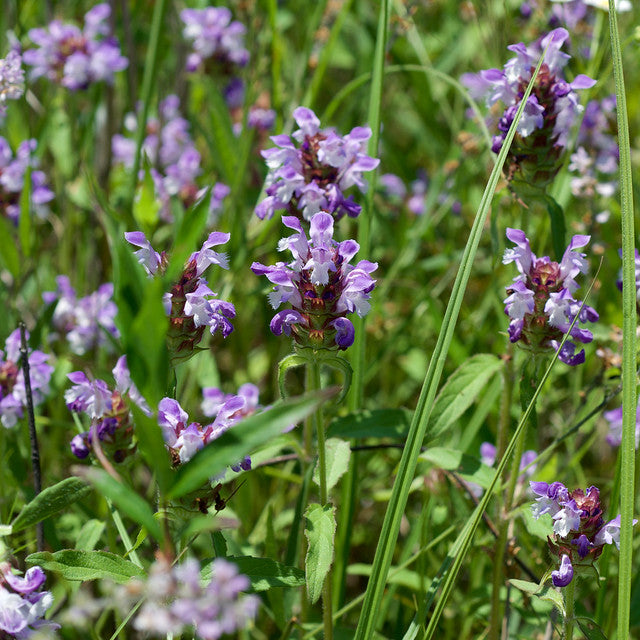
[159,390,252,469]
[117,556,258,639]
[23,3,127,90]
[181,6,249,73]
[0,50,25,121]
[66,355,152,462]
[113,95,229,224]
[126,231,235,364]
[251,212,377,350]
[43,276,119,355]
[461,28,594,195]
[530,482,634,586]
[0,562,59,638]
[0,329,53,429]
[0,137,54,223]
[503,228,598,365]
[255,107,379,221]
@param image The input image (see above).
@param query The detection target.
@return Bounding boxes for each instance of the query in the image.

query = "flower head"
[0,50,25,122]
[503,228,598,365]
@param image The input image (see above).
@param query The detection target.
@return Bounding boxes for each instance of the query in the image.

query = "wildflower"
[503,228,598,365]
[530,481,636,586]
[255,107,379,221]
[180,7,249,72]
[0,562,59,638]
[112,95,229,223]
[0,329,53,429]
[66,355,152,462]
[42,276,119,355]
[23,4,127,90]
[0,137,54,223]
[461,28,595,195]
[117,555,258,639]
[251,212,377,350]
[603,395,640,448]
[0,50,24,121]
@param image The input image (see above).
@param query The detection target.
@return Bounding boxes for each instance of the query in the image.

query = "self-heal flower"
[503,228,598,365]
[251,212,377,350]
[256,107,379,221]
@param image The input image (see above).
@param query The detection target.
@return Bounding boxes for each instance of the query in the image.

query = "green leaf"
[419,447,494,490]
[80,468,163,543]
[132,157,161,230]
[75,519,106,551]
[428,354,504,441]
[576,617,609,640]
[168,390,332,500]
[545,195,566,263]
[327,408,411,440]
[11,477,92,533]
[509,579,564,617]
[304,503,336,604]
[18,163,32,258]
[0,215,20,278]
[202,556,305,592]
[26,550,144,584]
[204,79,237,183]
[313,438,351,492]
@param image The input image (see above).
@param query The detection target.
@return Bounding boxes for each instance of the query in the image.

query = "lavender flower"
[42,276,119,355]
[181,7,250,72]
[503,228,598,365]
[461,28,595,194]
[125,231,235,364]
[118,556,258,639]
[23,4,127,90]
[112,95,229,223]
[0,50,25,121]
[0,137,54,223]
[251,212,377,350]
[603,395,640,448]
[66,355,151,462]
[256,107,379,221]
[0,329,53,429]
[530,482,636,586]
[0,562,59,638]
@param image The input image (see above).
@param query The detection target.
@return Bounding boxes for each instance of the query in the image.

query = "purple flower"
[604,394,640,448]
[503,228,598,365]
[551,554,574,587]
[252,212,377,350]
[23,4,127,90]
[0,50,25,121]
[256,107,379,221]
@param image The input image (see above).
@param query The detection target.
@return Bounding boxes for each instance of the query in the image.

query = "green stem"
[564,578,576,640]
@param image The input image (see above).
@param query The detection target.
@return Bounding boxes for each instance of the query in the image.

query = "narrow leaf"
[304,503,336,604]
[75,519,106,551]
[327,408,411,440]
[11,477,92,533]
[313,438,351,492]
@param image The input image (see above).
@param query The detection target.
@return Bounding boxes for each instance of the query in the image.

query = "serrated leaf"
[509,579,564,616]
[428,354,504,441]
[11,477,92,533]
[304,503,336,604]
[313,438,351,492]
[327,408,412,440]
[26,550,144,584]
[202,556,305,592]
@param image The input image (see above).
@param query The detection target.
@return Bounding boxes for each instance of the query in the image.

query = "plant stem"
[564,578,576,640]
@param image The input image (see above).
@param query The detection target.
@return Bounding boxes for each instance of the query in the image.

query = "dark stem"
[19,323,44,551]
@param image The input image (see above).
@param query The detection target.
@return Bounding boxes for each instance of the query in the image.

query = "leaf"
[546,195,566,263]
[304,503,336,604]
[168,390,333,500]
[18,163,32,258]
[509,579,564,617]
[575,617,609,640]
[419,447,494,489]
[428,354,504,442]
[201,556,305,592]
[313,438,351,492]
[26,550,144,584]
[11,477,92,533]
[327,408,412,440]
[79,468,163,542]
[75,520,106,551]
[132,157,161,230]
[0,215,20,278]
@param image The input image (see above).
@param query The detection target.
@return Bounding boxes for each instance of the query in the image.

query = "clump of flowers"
[117,555,258,639]
[180,6,249,73]
[251,212,377,350]
[0,329,53,429]
[113,95,229,224]
[461,28,595,196]
[503,228,598,365]
[66,355,152,462]
[0,561,59,638]
[43,276,119,355]
[0,136,54,223]
[23,3,127,90]
[603,395,640,449]
[0,49,25,121]
[125,231,235,364]
[530,482,635,586]
[255,107,379,221]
